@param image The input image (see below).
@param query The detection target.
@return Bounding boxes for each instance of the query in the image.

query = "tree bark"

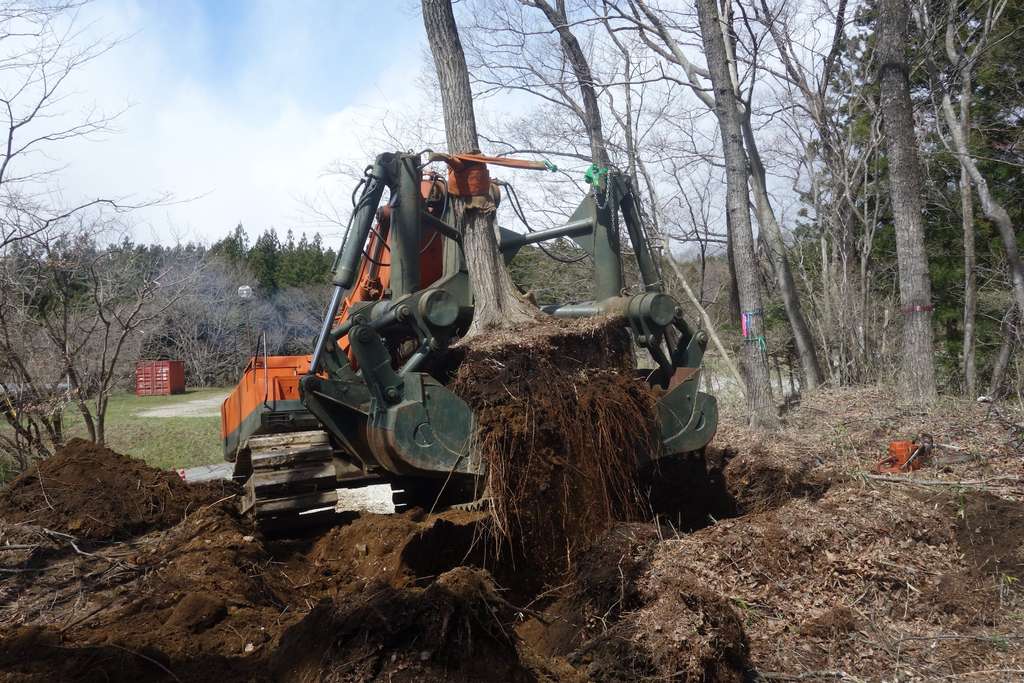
[422,0,536,335]
[741,120,824,390]
[987,307,1018,399]
[877,0,937,403]
[695,0,777,429]
[961,164,977,397]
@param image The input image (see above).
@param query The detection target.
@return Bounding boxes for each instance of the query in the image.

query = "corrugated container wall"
[135,360,186,396]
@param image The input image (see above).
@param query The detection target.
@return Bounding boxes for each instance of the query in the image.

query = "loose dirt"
[0,438,231,540]
[0,387,1021,681]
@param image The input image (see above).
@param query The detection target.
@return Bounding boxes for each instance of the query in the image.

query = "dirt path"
[135,392,228,418]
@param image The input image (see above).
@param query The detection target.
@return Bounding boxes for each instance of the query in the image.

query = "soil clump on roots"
[449,318,660,587]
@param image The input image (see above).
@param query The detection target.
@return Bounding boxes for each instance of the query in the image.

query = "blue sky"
[48,0,432,245]
[137,0,422,113]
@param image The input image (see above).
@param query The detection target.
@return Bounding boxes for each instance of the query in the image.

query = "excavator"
[220,151,718,530]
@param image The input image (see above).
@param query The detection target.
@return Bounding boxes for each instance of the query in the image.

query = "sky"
[41,0,433,247]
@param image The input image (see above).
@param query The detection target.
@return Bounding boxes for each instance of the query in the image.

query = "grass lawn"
[60,388,230,470]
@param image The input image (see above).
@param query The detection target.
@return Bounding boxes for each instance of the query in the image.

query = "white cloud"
[25,0,431,248]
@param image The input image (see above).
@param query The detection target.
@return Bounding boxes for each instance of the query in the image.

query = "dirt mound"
[624,571,750,682]
[516,523,661,661]
[288,509,490,598]
[517,523,751,681]
[273,566,532,683]
[722,445,831,513]
[1,387,1020,681]
[0,503,500,682]
[0,504,284,682]
[0,438,231,541]
[80,507,290,657]
[451,318,659,586]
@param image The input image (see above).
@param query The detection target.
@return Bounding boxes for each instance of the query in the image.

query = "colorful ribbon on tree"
[741,309,767,353]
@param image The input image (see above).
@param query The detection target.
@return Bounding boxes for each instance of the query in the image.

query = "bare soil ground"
[0,387,1021,682]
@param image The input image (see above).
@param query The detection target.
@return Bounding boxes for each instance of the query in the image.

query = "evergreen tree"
[248,228,281,293]
[210,223,249,266]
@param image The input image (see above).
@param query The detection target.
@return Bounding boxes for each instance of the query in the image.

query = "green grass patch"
[4,388,230,472]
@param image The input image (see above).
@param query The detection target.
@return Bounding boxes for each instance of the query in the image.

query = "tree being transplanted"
[421,0,537,337]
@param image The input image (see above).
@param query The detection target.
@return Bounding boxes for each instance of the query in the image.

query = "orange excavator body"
[214,150,720,530]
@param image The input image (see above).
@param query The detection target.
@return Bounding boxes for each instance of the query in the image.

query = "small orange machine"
[873,436,933,474]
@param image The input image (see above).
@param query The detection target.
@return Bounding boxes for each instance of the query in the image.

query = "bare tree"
[0,1,177,467]
[0,222,194,462]
[927,0,1024,331]
[617,0,823,390]
[758,1,891,384]
[422,0,537,336]
[695,0,777,428]
[876,0,937,403]
[0,1,130,252]
[521,0,611,169]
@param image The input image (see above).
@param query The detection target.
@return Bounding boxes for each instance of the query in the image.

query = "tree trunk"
[941,94,1024,323]
[987,307,1018,399]
[725,216,742,323]
[961,165,977,397]
[695,0,777,429]
[96,401,106,446]
[527,0,609,168]
[422,0,536,336]
[741,119,824,390]
[877,0,937,403]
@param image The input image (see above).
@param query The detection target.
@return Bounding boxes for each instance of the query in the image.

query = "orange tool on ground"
[873,435,933,474]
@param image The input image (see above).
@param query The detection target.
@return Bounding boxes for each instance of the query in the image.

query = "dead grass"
[717,385,1024,501]
[658,385,1024,681]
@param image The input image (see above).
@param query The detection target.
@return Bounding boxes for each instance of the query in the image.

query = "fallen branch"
[894,632,1024,644]
[39,527,138,569]
[758,671,862,682]
[863,473,1022,491]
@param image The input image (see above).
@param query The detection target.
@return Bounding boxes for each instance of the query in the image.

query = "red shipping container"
[135,360,186,396]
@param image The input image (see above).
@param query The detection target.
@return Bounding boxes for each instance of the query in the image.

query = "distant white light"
[237,285,254,299]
